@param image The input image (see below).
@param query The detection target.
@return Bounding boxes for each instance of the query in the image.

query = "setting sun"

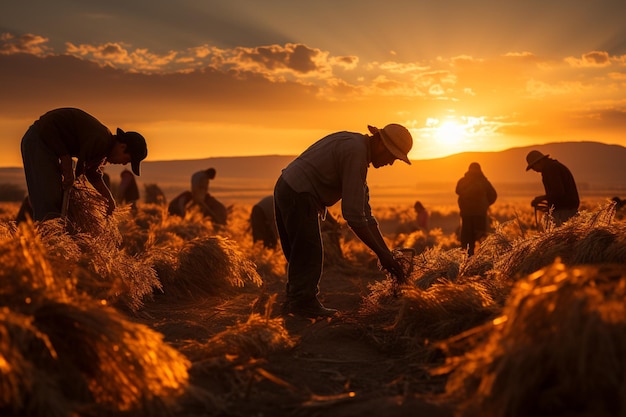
[435,121,466,146]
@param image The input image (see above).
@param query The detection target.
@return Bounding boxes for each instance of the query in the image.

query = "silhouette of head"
[526,150,549,171]
[367,124,413,165]
[116,128,147,175]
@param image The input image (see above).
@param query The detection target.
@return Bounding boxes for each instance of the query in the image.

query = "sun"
[434,120,466,146]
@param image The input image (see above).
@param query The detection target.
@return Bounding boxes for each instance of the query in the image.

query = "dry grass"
[2,183,626,417]
[0,218,190,417]
[159,235,262,300]
[438,261,626,417]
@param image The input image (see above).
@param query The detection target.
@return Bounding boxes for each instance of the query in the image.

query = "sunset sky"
[1,0,625,167]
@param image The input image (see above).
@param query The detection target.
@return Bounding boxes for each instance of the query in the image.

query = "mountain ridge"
[2,141,625,205]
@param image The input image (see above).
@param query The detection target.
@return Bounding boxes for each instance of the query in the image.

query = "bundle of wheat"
[65,180,111,236]
[0,307,70,417]
[162,236,262,299]
[441,261,626,417]
[413,247,465,290]
[31,300,190,416]
[0,220,74,305]
[195,310,295,361]
[0,222,191,416]
[184,301,296,403]
[44,217,162,311]
[496,204,626,280]
[393,280,501,346]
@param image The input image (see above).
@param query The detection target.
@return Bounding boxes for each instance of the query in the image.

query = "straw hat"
[368,124,413,165]
[525,150,549,171]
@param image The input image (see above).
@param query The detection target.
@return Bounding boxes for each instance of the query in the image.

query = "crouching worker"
[250,195,278,249]
[274,124,412,318]
[20,107,147,221]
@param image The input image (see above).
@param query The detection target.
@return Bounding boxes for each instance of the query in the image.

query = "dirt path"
[142,264,455,417]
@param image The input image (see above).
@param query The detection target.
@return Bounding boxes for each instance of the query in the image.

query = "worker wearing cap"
[525,150,579,226]
[274,123,413,318]
[21,107,147,221]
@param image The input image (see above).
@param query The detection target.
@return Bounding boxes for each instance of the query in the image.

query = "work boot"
[282,298,338,318]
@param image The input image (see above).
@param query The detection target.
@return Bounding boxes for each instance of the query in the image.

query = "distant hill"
[2,141,625,206]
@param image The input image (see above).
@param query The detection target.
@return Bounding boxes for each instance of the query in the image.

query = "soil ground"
[140,261,456,417]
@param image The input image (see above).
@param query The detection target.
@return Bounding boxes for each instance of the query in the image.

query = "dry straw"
[0,218,191,416]
[161,236,262,299]
[440,261,626,417]
[179,297,297,403]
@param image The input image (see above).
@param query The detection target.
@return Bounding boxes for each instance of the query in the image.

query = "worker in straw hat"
[525,150,579,226]
[274,123,413,318]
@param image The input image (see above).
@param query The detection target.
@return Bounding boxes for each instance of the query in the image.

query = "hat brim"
[131,159,141,176]
[526,154,548,171]
[379,129,411,165]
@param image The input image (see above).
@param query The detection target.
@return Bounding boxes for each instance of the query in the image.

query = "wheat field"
[0,179,625,417]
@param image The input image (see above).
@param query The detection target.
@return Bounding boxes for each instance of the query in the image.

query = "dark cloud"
[0,52,334,126]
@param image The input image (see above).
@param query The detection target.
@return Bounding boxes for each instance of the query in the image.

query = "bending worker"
[274,123,412,318]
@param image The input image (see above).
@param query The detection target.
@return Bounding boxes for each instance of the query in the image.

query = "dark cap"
[117,128,147,175]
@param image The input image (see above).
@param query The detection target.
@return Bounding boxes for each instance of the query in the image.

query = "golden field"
[0,180,625,417]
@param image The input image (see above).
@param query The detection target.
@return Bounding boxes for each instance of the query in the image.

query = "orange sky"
[1,1,625,167]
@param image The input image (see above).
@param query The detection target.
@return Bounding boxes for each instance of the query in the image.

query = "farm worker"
[526,150,579,226]
[250,195,278,249]
[117,169,140,211]
[274,123,412,318]
[191,167,219,217]
[413,200,430,232]
[20,107,147,221]
[455,162,497,256]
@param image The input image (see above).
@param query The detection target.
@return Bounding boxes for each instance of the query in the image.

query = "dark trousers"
[21,125,64,221]
[460,214,488,256]
[273,176,323,303]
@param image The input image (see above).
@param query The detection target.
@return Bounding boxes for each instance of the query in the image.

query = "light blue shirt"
[281,131,376,228]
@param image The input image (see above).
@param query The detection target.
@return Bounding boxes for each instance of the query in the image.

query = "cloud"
[0,33,51,55]
[2,31,626,148]
[565,51,612,68]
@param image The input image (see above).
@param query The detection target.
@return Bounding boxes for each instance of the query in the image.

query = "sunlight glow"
[435,120,466,146]
[412,116,492,159]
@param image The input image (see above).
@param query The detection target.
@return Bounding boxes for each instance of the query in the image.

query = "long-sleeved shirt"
[280,131,375,228]
[33,107,114,184]
[455,171,498,216]
[541,158,579,210]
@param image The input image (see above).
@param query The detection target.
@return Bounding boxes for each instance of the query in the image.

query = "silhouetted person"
[144,183,166,205]
[191,167,216,214]
[611,196,625,210]
[187,167,227,225]
[168,189,227,225]
[168,191,192,218]
[413,200,430,232]
[20,108,147,221]
[456,162,497,256]
[274,123,412,318]
[250,195,278,249]
[526,150,579,226]
[117,169,140,211]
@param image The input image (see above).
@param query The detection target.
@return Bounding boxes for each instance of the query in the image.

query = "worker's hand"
[379,251,406,284]
[61,168,75,190]
[530,197,543,208]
